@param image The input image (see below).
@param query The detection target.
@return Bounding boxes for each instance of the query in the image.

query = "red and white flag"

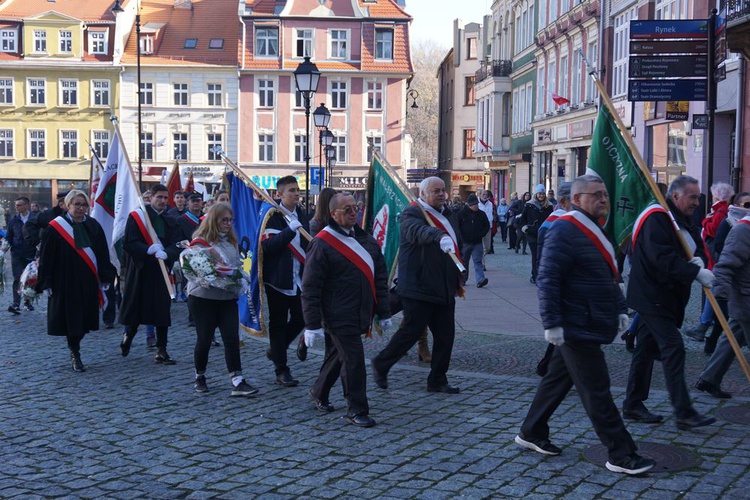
[479,138,492,151]
[551,92,570,106]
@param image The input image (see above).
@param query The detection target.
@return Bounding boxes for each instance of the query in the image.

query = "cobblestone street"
[1,247,750,498]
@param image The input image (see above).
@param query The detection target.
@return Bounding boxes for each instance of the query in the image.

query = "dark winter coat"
[36,215,115,337]
[397,203,462,305]
[261,206,310,291]
[7,212,37,260]
[518,199,553,240]
[119,206,182,327]
[537,208,626,344]
[712,219,750,322]
[301,220,390,332]
[178,211,202,241]
[23,206,62,249]
[457,206,490,244]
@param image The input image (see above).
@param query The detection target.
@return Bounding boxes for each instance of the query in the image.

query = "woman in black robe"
[36,190,115,372]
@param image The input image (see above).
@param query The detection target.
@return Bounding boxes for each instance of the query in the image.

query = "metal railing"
[475,59,513,83]
[723,0,750,21]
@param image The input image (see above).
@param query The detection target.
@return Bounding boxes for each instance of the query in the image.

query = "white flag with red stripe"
[110,127,140,268]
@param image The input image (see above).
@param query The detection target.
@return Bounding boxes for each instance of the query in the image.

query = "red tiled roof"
[121,0,240,67]
[0,0,129,22]
[361,21,412,73]
[245,0,411,19]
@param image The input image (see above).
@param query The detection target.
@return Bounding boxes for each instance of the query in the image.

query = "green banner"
[586,105,657,251]
[364,155,411,280]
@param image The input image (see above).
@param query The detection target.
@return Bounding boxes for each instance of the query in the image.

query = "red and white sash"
[632,204,669,247]
[262,228,306,264]
[559,211,619,280]
[738,215,750,227]
[129,209,163,247]
[318,226,377,302]
[182,211,201,227]
[49,216,106,308]
[414,200,463,261]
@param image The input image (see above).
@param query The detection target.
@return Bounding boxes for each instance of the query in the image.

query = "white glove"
[288,220,303,232]
[380,318,392,333]
[689,256,704,269]
[154,250,168,260]
[439,235,454,253]
[304,328,324,347]
[544,327,565,346]
[522,225,529,233]
[618,314,630,335]
[147,243,164,255]
[696,268,715,287]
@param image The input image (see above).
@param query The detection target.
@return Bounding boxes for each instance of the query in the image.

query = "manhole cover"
[582,441,701,472]
[715,404,750,426]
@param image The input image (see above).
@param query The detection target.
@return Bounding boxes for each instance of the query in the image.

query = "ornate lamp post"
[406,89,419,115]
[312,103,331,194]
[326,144,337,189]
[321,129,334,188]
[293,57,321,213]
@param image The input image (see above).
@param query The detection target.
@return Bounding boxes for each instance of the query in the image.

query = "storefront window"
[650,122,687,184]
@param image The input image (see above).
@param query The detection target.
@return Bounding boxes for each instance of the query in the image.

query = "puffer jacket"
[713,217,750,322]
[519,199,553,239]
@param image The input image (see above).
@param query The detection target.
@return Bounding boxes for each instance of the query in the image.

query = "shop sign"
[334,176,368,189]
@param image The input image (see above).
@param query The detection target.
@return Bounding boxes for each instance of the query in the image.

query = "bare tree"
[407,40,446,169]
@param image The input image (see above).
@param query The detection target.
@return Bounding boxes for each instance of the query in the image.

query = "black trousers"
[373,296,455,387]
[66,334,83,353]
[102,279,121,326]
[265,286,304,375]
[11,253,31,307]
[126,324,168,349]
[624,313,695,418]
[189,296,242,375]
[520,341,636,461]
[528,237,539,280]
[509,224,518,249]
[312,327,369,416]
[499,221,508,242]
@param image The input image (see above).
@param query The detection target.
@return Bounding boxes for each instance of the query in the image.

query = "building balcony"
[724,0,750,60]
[475,59,513,84]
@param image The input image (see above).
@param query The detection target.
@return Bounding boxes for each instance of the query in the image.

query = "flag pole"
[213,148,313,242]
[109,116,175,299]
[88,143,102,206]
[580,51,750,383]
[373,151,466,274]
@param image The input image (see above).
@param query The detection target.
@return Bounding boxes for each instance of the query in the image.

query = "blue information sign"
[628,79,707,102]
[630,20,709,39]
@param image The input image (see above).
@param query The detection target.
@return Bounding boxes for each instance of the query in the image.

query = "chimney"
[174,0,192,9]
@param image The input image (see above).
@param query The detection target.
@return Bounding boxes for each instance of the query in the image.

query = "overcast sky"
[404,0,493,48]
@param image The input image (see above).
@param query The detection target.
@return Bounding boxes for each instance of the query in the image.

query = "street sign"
[692,114,709,130]
[630,20,709,39]
[665,101,689,121]
[628,79,707,102]
[629,56,707,78]
[629,40,709,55]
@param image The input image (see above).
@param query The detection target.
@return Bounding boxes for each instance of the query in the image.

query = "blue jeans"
[462,241,485,283]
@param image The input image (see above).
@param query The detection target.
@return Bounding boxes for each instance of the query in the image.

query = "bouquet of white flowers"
[180,241,248,294]
[20,258,41,303]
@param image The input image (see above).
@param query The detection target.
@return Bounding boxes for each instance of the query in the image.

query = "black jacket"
[457,206,490,244]
[261,206,310,290]
[519,199,553,239]
[7,212,37,260]
[178,212,202,241]
[23,206,62,249]
[627,199,704,326]
[301,220,390,332]
[397,203,462,305]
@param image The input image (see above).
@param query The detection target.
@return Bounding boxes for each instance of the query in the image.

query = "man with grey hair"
[372,176,463,393]
[622,175,716,429]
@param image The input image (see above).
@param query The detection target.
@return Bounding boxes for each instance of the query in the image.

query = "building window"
[259,134,274,162]
[525,83,533,132]
[29,129,46,158]
[514,4,535,55]
[89,30,107,54]
[184,38,197,49]
[295,29,313,58]
[0,129,13,158]
[173,83,188,106]
[331,81,347,109]
[209,38,224,49]
[256,27,278,57]
[140,35,154,55]
[536,64,545,116]
[330,29,348,59]
[465,76,475,106]
[613,9,637,98]
[173,133,188,160]
[207,133,222,160]
[467,37,477,59]
[463,129,476,159]
[367,136,382,163]
[207,83,222,107]
[140,82,154,106]
[0,78,13,105]
[655,0,689,19]
[0,29,17,52]
[366,81,383,110]
[61,130,78,159]
[332,135,346,163]
[586,41,599,102]
[294,89,304,108]
[375,29,393,60]
[92,130,109,159]
[28,79,45,105]
[92,80,110,107]
[60,79,78,106]
[258,79,274,107]
[547,60,557,112]
[140,131,153,160]
[571,49,581,105]
[561,0,570,14]
[294,135,306,163]
[34,30,47,53]
[559,55,568,106]
[59,30,72,53]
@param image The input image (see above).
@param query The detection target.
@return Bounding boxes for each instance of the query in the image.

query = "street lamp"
[293,57,321,213]
[313,103,331,195]
[406,89,419,115]
[326,144,336,189]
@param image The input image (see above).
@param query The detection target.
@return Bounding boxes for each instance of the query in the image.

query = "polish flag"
[551,92,570,106]
[479,138,492,151]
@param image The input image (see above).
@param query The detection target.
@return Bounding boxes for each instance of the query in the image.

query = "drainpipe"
[732,57,745,191]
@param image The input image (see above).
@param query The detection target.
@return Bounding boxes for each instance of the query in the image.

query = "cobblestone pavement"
[2,244,750,499]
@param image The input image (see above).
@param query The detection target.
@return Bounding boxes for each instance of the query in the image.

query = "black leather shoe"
[371,360,388,389]
[276,371,299,387]
[622,407,664,423]
[309,389,334,412]
[695,378,732,399]
[71,352,86,372]
[120,333,134,357]
[344,414,376,428]
[297,337,308,361]
[154,349,176,365]
[676,413,716,430]
[427,384,460,394]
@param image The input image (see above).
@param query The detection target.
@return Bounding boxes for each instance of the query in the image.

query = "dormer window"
[33,30,47,53]
[89,29,108,55]
[0,28,17,53]
[184,38,197,49]
[375,28,393,60]
[140,34,154,55]
[209,38,224,49]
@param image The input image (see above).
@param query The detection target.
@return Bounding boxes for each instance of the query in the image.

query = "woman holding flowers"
[182,202,258,396]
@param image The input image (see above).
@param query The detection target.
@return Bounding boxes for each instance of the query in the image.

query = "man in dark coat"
[623,175,716,429]
[119,184,182,364]
[457,193,490,287]
[23,191,67,250]
[7,197,37,314]
[302,193,391,428]
[519,184,554,284]
[262,176,310,387]
[371,176,463,393]
[167,191,187,217]
[178,193,204,323]
[516,175,655,475]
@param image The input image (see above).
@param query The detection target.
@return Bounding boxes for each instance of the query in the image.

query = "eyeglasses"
[72,202,88,208]
[335,206,357,215]
[220,217,234,223]
[580,191,610,200]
